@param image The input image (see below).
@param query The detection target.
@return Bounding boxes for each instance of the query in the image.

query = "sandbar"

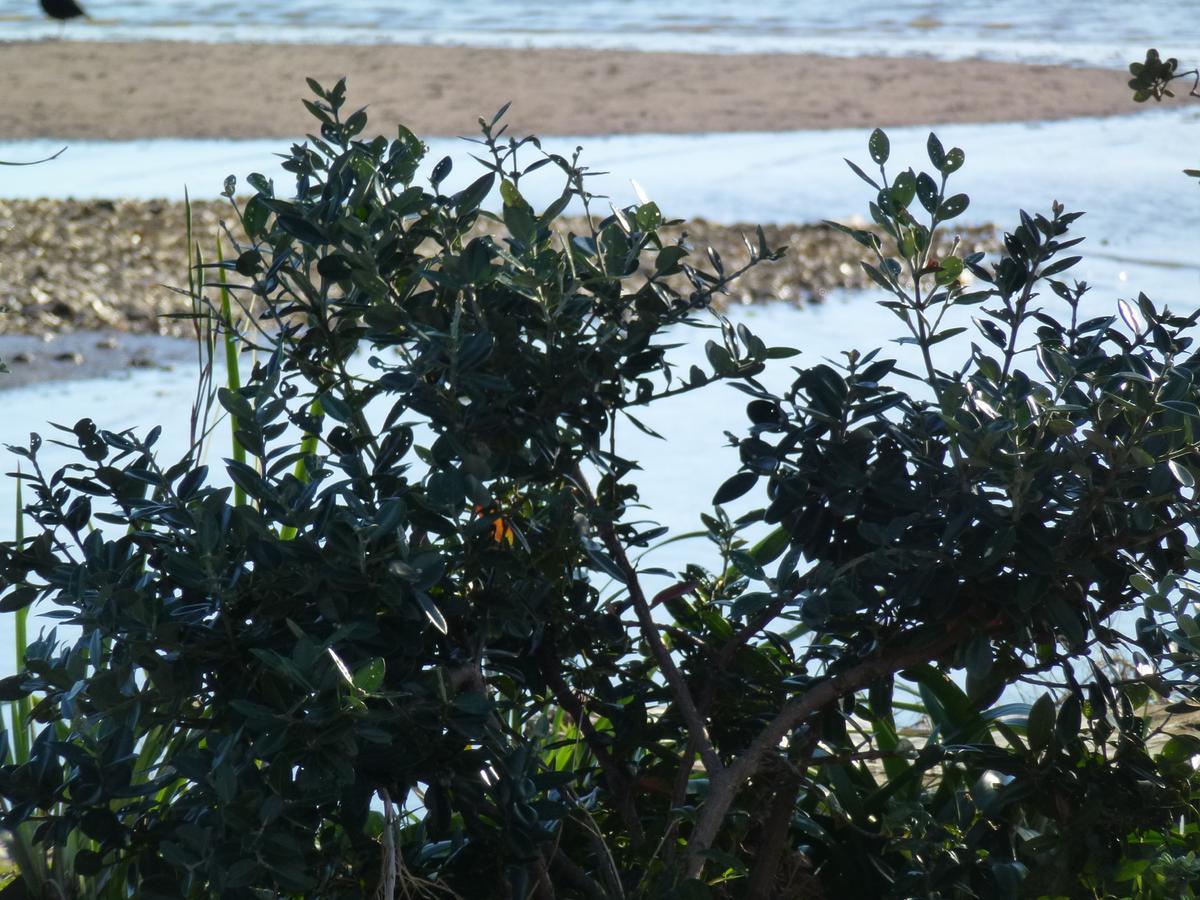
[1,41,1157,139]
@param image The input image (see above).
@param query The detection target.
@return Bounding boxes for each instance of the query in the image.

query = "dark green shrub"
[0,80,786,898]
[2,80,1200,899]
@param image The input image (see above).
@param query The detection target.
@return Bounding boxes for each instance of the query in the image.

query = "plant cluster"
[1,80,1200,899]
[1129,48,1200,186]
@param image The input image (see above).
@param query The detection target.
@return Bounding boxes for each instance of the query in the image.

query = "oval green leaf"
[868,128,890,165]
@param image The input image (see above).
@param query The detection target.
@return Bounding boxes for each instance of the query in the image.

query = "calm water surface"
[0,0,1194,65]
[2,109,1196,277]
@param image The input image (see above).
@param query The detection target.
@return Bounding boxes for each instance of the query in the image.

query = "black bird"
[40,0,87,33]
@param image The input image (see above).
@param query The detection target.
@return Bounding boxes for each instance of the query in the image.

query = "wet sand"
[1,40,1154,139]
[0,331,195,391]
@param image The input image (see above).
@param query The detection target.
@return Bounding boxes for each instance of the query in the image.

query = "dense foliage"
[2,79,1200,898]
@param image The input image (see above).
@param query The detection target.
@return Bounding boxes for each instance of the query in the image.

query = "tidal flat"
[0,195,998,337]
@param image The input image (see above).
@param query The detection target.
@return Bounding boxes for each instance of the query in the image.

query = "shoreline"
[0,331,196,392]
[0,198,1000,388]
[0,29,1178,71]
[2,40,1160,140]
[0,197,999,333]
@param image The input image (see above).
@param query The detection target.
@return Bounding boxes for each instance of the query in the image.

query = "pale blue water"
[0,0,1194,67]
[3,109,1197,277]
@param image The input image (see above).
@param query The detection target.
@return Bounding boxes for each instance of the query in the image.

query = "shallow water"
[0,0,1193,66]
[1,108,1196,297]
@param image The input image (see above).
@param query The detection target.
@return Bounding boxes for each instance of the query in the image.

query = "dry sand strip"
[1,41,1161,140]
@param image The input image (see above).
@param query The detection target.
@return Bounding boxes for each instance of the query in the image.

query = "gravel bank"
[0,198,998,334]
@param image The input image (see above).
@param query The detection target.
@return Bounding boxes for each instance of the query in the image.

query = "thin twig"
[571,464,723,775]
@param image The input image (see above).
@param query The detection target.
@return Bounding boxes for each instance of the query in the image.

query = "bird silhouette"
[40,0,87,35]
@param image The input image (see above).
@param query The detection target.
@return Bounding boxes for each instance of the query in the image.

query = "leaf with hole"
[868,128,890,165]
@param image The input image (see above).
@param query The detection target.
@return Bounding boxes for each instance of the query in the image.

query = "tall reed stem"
[279,399,323,541]
[217,236,247,508]
[11,474,29,765]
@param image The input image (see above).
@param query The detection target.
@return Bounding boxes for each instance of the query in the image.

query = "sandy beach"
[2,40,1154,139]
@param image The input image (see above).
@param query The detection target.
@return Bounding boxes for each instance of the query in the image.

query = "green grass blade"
[279,398,323,540]
[217,236,247,508]
[11,472,29,765]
